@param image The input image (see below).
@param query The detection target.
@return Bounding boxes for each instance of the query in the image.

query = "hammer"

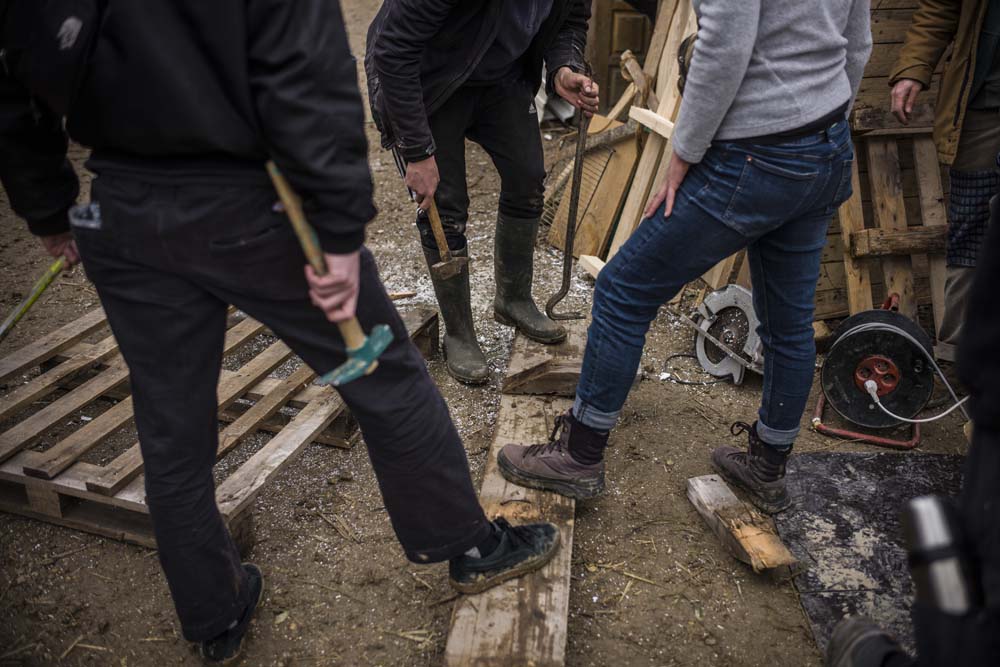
[390,148,467,280]
[266,162,394,387]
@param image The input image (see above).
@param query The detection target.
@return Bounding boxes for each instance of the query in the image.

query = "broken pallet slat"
[836,158,875,315]
[866,138,917,318]
[22,320,276,481]
[912,136,949,334]
[850,226,946,258]
[445,394,575,667]
[686,474,797,573]
[0,307,107,384]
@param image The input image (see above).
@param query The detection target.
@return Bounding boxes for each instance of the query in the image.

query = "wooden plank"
[445,395,575,667]
[701,253,739,291]
[502,321,588,397]
[576,140,638,258]
[215,392,346,519]
[0,336,119,423]
[547,147,615,255]
[607,0,694,260]
[850,226,946,258]
[912,136,949,334]
[0,308,107,384]
[686,475,797,573]
[867,138,917,318]
[837,156,875,314]
[578,255,606,279]
[628,106,674,139]
[851,104,935,134]
[620,49,658,111]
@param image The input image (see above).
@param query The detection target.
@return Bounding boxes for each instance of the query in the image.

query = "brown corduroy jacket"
[890,0,992,165]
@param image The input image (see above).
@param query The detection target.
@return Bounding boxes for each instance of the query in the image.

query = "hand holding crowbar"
[266,162,393,386]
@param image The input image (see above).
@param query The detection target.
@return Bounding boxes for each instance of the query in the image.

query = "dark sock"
[567,413,609,466]
[465,521,502,559]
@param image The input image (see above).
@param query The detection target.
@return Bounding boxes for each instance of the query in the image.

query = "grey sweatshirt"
[671,0,873,163]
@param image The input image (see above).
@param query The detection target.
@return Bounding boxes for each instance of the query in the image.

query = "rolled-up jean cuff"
[572,397,618,433]
[756,419,798,449]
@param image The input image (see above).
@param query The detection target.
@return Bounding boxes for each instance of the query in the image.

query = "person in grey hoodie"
[496,0,873,515]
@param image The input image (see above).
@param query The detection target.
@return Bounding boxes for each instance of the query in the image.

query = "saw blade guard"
[692,285,763,385]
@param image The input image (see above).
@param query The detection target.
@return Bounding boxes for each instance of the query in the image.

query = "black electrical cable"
[661,353,729,386]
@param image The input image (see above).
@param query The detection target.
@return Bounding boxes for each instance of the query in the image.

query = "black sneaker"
[825,616,914,667]
[449,518,560,594]
[200,563,265,664]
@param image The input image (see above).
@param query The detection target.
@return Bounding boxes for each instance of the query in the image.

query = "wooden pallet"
[0,307,439,549]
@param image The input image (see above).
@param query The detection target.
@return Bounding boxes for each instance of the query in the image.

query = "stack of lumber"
[560,1,949,335]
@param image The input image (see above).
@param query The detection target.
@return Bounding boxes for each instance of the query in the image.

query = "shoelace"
[524,414,570,458]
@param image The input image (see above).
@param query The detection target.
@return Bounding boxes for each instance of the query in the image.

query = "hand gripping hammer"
[266,162,393,386]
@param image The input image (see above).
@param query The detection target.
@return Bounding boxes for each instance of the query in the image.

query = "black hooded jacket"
[365,0,590,162]
[1,0,375,252]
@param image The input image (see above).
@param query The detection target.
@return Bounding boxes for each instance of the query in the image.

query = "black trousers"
[73,175,491,642]
[416,77,546,252]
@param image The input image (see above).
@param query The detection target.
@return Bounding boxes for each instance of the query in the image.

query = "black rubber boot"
[711,421,792,514]
[493,214,567,344]
[422,245,489,384]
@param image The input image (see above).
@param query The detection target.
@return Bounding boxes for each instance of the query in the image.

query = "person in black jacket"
[1,1,560,662]
[366,0,599,384]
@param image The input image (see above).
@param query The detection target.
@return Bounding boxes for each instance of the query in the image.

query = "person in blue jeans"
[496,0,873,514]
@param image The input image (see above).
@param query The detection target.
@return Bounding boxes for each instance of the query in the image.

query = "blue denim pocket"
[720,151,821,235]
[824,157,855,215]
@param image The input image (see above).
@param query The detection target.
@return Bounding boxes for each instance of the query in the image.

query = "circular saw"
[691,285,763,385]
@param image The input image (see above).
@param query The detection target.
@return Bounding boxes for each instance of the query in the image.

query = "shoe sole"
[202,566,265,665]
[824,618,894,667]
[711,463,791,516]
[497,452,604,501]
[450,529,561,595]
[494,311,568,345]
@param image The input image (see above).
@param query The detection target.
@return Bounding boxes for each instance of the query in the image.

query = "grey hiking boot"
[449,517,560,594]
[825,616,914,667]
[422,245,489,384]
[497,412,606,500]
[711,421,792,515]
[493,213,567,344]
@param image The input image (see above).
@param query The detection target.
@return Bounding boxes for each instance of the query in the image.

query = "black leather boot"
[422,245,489,384]
[493,214,567,344]
[711,421,792,514]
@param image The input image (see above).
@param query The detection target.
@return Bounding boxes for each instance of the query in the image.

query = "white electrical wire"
[830,320,971,422]
[864,380,970,423]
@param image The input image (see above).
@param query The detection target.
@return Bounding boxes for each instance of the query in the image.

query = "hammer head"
[430,255,469,281]
[319,324,394,387]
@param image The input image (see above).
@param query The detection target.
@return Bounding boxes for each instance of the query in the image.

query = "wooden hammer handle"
[266,161,327,275]
[424,200,453,263]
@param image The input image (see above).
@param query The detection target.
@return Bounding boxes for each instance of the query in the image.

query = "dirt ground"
[0,2,969,665]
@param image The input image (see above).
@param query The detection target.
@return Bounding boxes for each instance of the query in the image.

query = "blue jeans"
[574,119,855,448]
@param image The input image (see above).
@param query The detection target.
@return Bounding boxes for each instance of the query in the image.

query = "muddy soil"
[0,2,968,665]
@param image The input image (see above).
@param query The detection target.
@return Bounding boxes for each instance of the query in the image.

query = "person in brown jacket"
[889,0,1000,368]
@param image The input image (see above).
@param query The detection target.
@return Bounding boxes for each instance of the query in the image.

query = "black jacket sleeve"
[371,0,461,163]
[544,0,591,93]
[247,0,376,254]
[0,64,79,237]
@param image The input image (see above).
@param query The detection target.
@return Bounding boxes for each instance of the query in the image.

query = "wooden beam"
[620,49,659,111]
[837,158,874,314]
[686,475,797,573]
[578,255,606,279]
[851,104,935,134]
[444,395,575,667]
[850,226,946,258]
[628,106,674,139]
[866,138,917,318]
[912,136,949,335]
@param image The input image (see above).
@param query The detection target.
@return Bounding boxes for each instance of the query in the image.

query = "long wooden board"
[912,136,949,334]
[866,138,916,318]
[0,308,107,383]
[444,394,575,667]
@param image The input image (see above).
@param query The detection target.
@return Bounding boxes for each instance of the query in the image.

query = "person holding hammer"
[1,0,560,662]
[366,0,599,384]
